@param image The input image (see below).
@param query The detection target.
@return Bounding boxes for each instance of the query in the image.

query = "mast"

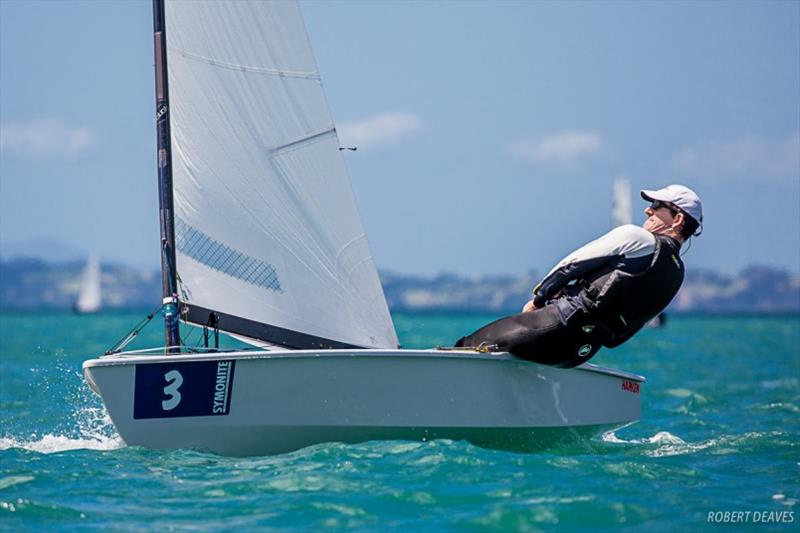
[153,0,180,352]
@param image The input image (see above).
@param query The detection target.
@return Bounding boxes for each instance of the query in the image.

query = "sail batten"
[164,0,397,349]
[267,127,336,155]
[169,46,322,80]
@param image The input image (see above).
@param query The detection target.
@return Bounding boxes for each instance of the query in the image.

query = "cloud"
[0,118,96,158]
[672,132,800,182]
[337,112,421,150]
[511,130,604,167]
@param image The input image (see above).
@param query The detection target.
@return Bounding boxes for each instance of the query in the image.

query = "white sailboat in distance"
[83,0,645,456]
[612,176,633,228]
[74,254,101,314]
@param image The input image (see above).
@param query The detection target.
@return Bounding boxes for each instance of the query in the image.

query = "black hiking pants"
[454,304,607,368]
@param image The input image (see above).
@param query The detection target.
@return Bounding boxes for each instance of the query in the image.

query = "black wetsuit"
[455,225,684,367]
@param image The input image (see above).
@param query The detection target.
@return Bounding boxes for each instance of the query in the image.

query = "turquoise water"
[1,311,798,531]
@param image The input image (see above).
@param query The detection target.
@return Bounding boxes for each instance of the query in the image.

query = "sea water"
[1,311,798,531]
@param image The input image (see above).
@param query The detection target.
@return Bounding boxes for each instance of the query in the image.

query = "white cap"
[640,184,703,236]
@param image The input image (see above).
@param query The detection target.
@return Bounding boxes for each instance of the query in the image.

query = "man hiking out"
[455,184,703,368]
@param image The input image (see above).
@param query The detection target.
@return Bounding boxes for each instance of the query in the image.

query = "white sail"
[75,255,101,313]
[611,177,633,227]
[164,0,397,349]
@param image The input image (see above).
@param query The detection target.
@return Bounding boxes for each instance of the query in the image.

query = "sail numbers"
[134,360,236,419]
[161,370,183,410]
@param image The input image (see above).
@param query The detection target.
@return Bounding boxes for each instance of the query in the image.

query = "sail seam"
[170,46,321,80]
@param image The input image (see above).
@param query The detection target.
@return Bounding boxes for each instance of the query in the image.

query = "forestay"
[163,0,397,349]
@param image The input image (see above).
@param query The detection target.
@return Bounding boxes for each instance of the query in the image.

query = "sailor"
[455,184,703,367]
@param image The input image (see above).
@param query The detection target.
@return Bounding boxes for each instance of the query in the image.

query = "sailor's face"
[643,203,676,234]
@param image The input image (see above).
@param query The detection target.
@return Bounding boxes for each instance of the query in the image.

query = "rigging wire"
[102,297,272,356]
[104,304,163,355]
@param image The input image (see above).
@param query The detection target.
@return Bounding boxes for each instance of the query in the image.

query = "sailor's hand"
[522,300,537,313]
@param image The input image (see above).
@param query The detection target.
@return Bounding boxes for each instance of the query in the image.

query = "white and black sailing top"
[530,224,685,351]
[533,224,673,308]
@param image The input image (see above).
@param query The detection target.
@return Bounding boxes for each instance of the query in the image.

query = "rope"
[103,306,215,355]
[179,324,197,349]
[435,343,498,354]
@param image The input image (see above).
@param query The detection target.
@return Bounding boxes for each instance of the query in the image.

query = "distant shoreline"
[2,258,799,315]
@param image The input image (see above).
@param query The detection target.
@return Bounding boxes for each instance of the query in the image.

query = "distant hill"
[672,266,800,313]
[380,271,537,313]
[381,267,800,314]
[0,258,160,310]
[1,258,798,313]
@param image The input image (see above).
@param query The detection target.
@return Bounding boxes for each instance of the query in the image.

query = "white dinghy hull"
[84,349,644,456]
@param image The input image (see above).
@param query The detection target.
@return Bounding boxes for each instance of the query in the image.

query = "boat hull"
[83,350,644,456]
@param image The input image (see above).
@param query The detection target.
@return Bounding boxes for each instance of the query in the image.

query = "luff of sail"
[75,255,101,314]
[163,0,397,349]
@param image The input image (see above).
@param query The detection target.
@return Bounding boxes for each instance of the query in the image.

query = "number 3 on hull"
[161,370,182,411]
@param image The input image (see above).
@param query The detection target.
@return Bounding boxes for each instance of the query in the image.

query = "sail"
[163,0,397,349]
[611,177,633,227]
[75,255,101,313]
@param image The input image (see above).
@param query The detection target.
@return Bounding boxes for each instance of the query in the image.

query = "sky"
[1,0,798,276]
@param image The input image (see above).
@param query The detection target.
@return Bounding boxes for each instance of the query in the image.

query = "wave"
[600,430,775,458]
[1,400,123,454]
[0,432,122,454]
